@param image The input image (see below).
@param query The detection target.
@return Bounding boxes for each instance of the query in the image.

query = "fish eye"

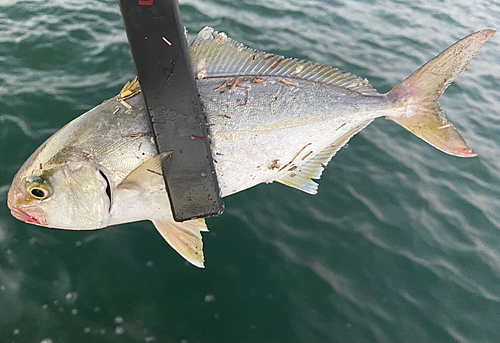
[26,176,51,200]
[30,187,48,199]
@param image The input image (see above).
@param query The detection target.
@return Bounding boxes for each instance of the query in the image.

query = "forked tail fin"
[387,30,495,157]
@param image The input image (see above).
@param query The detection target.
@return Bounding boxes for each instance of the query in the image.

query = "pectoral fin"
[152,217,209,268]
[117,151,172,190]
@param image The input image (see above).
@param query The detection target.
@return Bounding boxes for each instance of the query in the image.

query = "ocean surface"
[1,0,499,342]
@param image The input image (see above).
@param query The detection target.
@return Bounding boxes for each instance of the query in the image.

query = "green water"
[1,0,500,342]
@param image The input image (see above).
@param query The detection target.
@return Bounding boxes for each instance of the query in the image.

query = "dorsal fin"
[189,27,377,95]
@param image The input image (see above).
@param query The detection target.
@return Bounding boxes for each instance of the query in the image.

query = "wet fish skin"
[7,28,495,267]
[198,75,390,196]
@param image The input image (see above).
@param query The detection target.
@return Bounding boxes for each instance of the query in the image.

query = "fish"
[7,27,495,267]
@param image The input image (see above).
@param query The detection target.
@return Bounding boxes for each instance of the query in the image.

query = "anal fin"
[278,173,320,195]
[152,218,209,268]
[277,122,371,194]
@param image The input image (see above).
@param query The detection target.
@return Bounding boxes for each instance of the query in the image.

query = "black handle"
[119,0,224,221]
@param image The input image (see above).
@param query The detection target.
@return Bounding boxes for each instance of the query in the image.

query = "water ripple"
[0,114,54,139]
[0,0,499,342]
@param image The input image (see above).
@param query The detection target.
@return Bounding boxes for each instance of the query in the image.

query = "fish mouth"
[7,183,47,226]
[10,206,47,226]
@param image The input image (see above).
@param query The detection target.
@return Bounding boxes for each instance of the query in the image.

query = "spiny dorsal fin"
[189,27,377,95]
[153,217,209,268]
[119,76,141,99]
[277,122,372,194]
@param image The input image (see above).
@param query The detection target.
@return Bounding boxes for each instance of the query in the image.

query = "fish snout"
[7,184,47,226]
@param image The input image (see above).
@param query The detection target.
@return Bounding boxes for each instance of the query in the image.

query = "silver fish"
[7,27,495,267]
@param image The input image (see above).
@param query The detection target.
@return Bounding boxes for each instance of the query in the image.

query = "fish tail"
[386,29,495,157]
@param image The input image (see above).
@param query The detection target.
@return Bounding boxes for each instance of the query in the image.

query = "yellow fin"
[117,152,172,190]
[152,218,209,268]
[119,77,141,99]
[277,123,370,194]
[387,30,495,157]
[278,172,319,195]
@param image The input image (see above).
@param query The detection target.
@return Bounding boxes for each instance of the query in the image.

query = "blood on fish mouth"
[10,207,46,226]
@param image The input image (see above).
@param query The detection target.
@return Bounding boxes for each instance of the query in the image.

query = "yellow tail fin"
[387,29,495,157]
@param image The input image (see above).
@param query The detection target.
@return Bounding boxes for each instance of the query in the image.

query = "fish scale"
[200,76,390,196]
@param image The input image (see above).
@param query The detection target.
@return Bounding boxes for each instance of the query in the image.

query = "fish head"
[8,143,112,230]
